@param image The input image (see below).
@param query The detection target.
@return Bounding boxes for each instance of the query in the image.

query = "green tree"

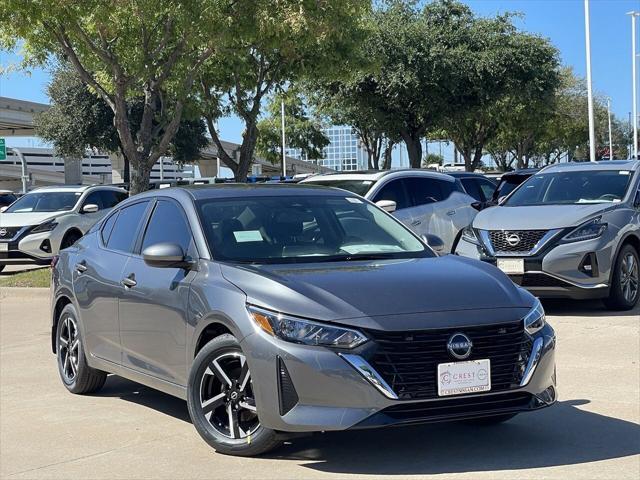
[256,91,329,168]
[199,0,369,181]
[440,15,560,171]
[35,64,207,181]
[2,0,228,193]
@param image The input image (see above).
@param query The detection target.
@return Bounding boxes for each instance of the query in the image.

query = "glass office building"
[286,126,367,171]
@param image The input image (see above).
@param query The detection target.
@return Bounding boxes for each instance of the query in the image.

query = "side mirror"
[376,200,397,213]
[142,242,189,268]
[0,206,7,213]
[82,204,99,213]
[422,234,446,254]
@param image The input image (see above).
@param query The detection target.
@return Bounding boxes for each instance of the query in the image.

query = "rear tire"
[55,304,107,394]
[464,413,517,425]
[187,334,281,456]
[603,244,639,311]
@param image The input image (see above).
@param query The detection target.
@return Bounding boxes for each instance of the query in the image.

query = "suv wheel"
[187,334,281,456]
[604,244,639,310]
[56,304,107,394]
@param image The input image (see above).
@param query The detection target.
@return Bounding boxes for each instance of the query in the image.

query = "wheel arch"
[60,228,83,248]
[191,314,245,359]
[609,231,640,283]
[52,294,73,353]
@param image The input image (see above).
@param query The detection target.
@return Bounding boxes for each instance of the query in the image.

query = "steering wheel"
[597,194,618,201]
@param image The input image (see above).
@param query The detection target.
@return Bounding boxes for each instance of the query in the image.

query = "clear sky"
[0,0,638,150]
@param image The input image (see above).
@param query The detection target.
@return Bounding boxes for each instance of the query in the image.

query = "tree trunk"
[382,141,394,170]
[129,155,152,194]
[235,122,259,182]
[400,131,422,168]
[470,145,484,171]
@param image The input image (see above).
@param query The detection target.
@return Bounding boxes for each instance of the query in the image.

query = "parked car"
[301,169,478,252]
[490,168,540,205]
[0,185,127,272]
[456,160,640,310]
[51,184,556,456]
[446,172,497,205]
[0,190,18,209]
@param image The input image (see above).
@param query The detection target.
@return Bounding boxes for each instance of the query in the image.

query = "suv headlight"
[563,216,607,243]
[31,219,58,234]
[247,306,368,349]
[523,299,546,335]
[461,226,480,245]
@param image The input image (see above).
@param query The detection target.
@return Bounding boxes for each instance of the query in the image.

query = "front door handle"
[75,261,87,273]
[121,274,137,288]
[447,210,457,216]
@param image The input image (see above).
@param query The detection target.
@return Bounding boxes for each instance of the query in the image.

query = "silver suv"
[456,161,640,310]
[0,185,127,271]
[301,169,478,252]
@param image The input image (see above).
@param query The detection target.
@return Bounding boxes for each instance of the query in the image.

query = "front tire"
[56,304,107,394]
[187,334,281,456]
[604,244,639,311]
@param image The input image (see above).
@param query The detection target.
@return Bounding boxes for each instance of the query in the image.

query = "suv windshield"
[505,170,634,206]
[4,192,81,213]
[196,195,430,263]
[303,179,375,196]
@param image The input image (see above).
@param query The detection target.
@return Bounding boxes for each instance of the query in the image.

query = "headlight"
[523,299,546,335]
[461,226,480,245]
[247,306,368,349]
[563,216,607,243]
[31,219,58,234]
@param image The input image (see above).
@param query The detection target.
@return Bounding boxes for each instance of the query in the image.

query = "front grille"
[377,392,534,423]
[365,322,532,400]
[0,227,23,240]
[489,230,547,254]
[519,273,573,288]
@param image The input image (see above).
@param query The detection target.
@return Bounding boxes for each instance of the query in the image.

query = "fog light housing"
[40,239,52,253]
[579,252,599,277]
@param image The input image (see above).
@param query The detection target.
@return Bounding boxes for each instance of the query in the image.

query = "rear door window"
[105,201,150,253]
[100,190,128,209]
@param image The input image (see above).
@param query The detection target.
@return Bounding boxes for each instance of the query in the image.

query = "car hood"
[220,256,533,330]
[0,211,64,227]
[473,203,610,230]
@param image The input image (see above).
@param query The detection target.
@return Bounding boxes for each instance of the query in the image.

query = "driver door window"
[373,179,410,210]
[141,200,194,255]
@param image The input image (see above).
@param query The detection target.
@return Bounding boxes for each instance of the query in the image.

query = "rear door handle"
[411,220,422,226]
[75,262,87,273]
[121,275,137,288]
[447,210,457,216]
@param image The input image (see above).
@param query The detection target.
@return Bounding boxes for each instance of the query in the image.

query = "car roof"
[500,168,540,177]
[129,183,360,202]
[541,160,640,173]
[28,184,126,194]
[303,168,456,183]
[446,172,489,179]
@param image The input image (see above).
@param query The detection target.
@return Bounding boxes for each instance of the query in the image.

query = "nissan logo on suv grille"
[447,333,473,360]
[0,228,7,237]
[506,232,521,247]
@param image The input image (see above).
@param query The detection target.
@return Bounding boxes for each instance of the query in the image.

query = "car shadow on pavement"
[541,299,640,318]
[95,375,192,423]
[269,399,640,475]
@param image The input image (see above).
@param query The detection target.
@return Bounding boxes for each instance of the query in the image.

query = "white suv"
[0,185,127,271]
[301,169,478,252]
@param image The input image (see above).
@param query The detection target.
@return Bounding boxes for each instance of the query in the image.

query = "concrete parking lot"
[0,287,638,480]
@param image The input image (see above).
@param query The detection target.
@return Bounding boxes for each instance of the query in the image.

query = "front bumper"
[456,235,612,300]
[0,231,56,265]
[241,324,556,433]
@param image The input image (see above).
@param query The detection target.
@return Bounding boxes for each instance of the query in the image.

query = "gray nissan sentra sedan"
[51,184,556,456]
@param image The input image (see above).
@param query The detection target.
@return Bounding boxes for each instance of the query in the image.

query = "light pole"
[281,100,286,177]
[628,11,639,160]
[607,98,613,160]
[584,0,597,162]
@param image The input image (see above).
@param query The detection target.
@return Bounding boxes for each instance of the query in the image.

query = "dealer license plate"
[438,359,491,397]
[497,258,524,275]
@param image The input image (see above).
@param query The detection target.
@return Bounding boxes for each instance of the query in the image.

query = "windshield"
[504,170,634,206]
[196,195,430,263]
[4,192,81,213]
[303,179,375,197]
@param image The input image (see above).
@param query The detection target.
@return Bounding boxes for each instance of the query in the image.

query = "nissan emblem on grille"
[506,232,521,246]
[0,228,6,237]
[447,333,473,360]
